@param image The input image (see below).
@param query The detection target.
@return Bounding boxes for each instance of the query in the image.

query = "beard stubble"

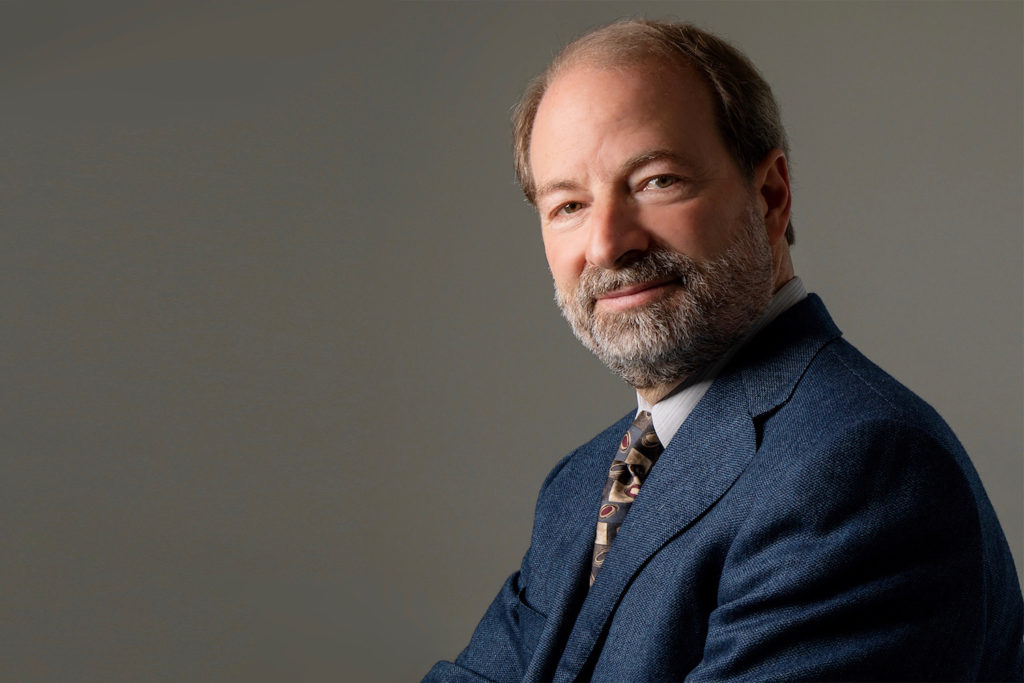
[554,204,775,389]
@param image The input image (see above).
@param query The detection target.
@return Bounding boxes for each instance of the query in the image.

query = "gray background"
[3,1,1021,680]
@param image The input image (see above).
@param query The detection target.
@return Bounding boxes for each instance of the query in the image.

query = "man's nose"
[584,199,650,270]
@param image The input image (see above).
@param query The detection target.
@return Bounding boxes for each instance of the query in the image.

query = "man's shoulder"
[792,335,954,438]
[741,293,954,443]
[735,294,980,505]
[748,302,1018,588]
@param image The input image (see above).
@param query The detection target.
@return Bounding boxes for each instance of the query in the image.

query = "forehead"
[528,61,726,188]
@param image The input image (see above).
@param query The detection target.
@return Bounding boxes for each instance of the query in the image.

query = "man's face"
[528,62,776,388]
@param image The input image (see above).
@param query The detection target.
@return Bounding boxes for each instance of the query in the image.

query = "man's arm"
[424,571,540,682]
[687,419,1022,681]
[424,447,585,683]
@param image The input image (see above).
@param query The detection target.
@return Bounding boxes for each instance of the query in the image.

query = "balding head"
[513,19,794,244]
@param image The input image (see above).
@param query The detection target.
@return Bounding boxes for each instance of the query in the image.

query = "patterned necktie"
[590,410,664,586]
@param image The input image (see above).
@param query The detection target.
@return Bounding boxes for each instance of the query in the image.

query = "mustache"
[577,249,696,302]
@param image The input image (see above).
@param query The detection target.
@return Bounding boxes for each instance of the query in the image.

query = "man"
[426,19,1023,682]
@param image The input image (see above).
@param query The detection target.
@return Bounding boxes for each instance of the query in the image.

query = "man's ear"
[754,150,791,246]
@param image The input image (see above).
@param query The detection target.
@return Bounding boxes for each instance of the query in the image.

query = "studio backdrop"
[3,1,1021,680]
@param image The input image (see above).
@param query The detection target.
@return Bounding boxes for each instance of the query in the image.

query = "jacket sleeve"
[423,570,545,682]
[423,448,581,683]
[685,419,1013,681]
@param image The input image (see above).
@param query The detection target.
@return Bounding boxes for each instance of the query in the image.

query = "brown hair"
[512,19,795,244]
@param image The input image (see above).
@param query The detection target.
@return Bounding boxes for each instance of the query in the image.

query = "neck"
[637,380,685,406]
[772,245,795,291]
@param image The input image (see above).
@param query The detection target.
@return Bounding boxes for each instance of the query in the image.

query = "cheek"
[645,202,742,259]
[543,234,584,289]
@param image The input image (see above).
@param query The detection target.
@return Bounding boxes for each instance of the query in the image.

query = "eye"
[557,201,585,215]
[643,175,678,190]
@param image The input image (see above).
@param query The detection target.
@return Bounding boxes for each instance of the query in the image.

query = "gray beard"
[554,207,775,389]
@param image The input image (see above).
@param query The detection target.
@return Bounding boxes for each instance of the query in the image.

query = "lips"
[593,276,680,312]
[574,249,692,313]
[597,276,678,301]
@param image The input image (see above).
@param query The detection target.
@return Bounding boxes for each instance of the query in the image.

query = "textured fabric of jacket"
[425,295,1024,682]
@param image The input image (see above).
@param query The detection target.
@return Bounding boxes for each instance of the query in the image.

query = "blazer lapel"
[550,294,842,682]
[522,414,632,683]
[552,371,757,681]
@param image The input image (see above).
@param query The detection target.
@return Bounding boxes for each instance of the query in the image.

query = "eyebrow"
[533,149,698,202]
[620,149,697,175]
[533,179,583,202]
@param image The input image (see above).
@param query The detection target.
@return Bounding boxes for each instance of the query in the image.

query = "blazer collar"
[737,294,842,419]
[551,294,842,682]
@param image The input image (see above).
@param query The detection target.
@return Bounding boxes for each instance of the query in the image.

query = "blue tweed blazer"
[426,295,1023,681]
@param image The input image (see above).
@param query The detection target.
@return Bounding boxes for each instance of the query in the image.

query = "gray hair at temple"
[512,19,795,245]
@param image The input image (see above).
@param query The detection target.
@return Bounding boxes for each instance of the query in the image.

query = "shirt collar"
[637,277,807,446]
